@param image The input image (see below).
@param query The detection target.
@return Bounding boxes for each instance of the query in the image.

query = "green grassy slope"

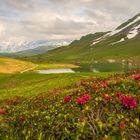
[0,72,111,98]
[21,32,109,63]
[21,33,140,64]
[0,71,140,140]
[21,13,140,65]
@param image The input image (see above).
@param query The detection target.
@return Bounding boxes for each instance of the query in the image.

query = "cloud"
[0,0,140,51]
[4,0,34,10]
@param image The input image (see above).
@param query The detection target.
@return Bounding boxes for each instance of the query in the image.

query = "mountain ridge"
[0,40,69,53]
[17,13,140,65]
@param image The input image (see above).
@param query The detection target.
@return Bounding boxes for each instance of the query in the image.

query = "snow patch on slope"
[127,24,140,39]
[91,40,101,46]
[90,33,108,46]
[108,15,140,36]
[111,38,125,45]
[91,15,140,46]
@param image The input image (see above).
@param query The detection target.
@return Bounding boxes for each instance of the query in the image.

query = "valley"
[0,11,140,140]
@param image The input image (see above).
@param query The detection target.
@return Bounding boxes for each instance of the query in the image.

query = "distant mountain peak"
[116,13,140,30]
[90,13,140,46]
[0,40,70,53]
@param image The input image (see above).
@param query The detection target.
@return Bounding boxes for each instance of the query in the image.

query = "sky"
[0,0,140,51]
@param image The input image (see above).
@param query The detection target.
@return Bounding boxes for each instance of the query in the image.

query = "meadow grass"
[0,57,36,74]
[0,70,140,140]
[0,72,113,98]
[21,34,140,64]
[36,63,80,70]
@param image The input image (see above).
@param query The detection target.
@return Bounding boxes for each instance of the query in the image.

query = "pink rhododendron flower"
[134,74,140,80]
[115,91,123,97]
[119,120,126,130]
[0,110,7,115]
[64,96,71,102]
[121,95,137,109]
[100,81,108,88]
[87,88,93,93]
[82,94,90,101]
[77,98,85,105]
[80,80,86,86]
[105,95,112,101]
[77,94,90,105]
[92,84,98,89]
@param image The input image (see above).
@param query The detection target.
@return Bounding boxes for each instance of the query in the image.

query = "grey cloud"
[4,0,34,10]
[0,0,140,49]
[21,17,93,36]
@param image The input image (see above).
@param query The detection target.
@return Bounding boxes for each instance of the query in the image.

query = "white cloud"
[0,0,139,52]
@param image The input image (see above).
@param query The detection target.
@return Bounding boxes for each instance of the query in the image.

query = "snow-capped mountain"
[34,13,140,64]
[0,40,69,53]
[91,13,140,46]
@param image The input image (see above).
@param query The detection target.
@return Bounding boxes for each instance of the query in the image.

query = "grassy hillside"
[0,72,111,98]
[21,33,140,65]
[1,70,140,139]
[21,32,109,63]
[0,57,36,74]
[20,13,140,66]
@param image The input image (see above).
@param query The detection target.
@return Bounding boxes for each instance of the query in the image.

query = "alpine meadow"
[0,1,140,140]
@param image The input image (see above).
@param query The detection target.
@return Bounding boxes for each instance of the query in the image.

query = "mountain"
[0,45,59,58]
[21,13,140,64]
[0,40,69,53]
[0,40,69,57]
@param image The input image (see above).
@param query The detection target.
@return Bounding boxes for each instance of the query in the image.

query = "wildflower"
[0,110,7,115]
[77,97,85,105]
[105,94,112,101]
[119,120,126,130]
[77,94,90,105]
[87,88,93,93]
[64,96,71,102]
[80,80,86,86]
[121,95,137,109]
[100,81,108,88]
[103,135,108,140]
[134,74,140,80]
[82,94,90,101]
[115,91,123,97]
[92,84,98,89]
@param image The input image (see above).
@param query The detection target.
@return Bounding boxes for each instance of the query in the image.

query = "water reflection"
[73,63,138,72]
[36,68,74,74]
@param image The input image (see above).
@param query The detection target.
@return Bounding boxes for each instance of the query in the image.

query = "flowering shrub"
[105,94,112,101]
[0,70,140,140]
[121,95,137,109]
[115,91,123,97]
[77,94,90,105]
[119,120,126,130]
[64,95,71,102]
[134,74,140,80]
[0,110,7,115]
[92,83,98,89]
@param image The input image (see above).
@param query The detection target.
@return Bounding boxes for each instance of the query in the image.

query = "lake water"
[73,63,138,72]
[36,68,75,74]
[35,63,139,74]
